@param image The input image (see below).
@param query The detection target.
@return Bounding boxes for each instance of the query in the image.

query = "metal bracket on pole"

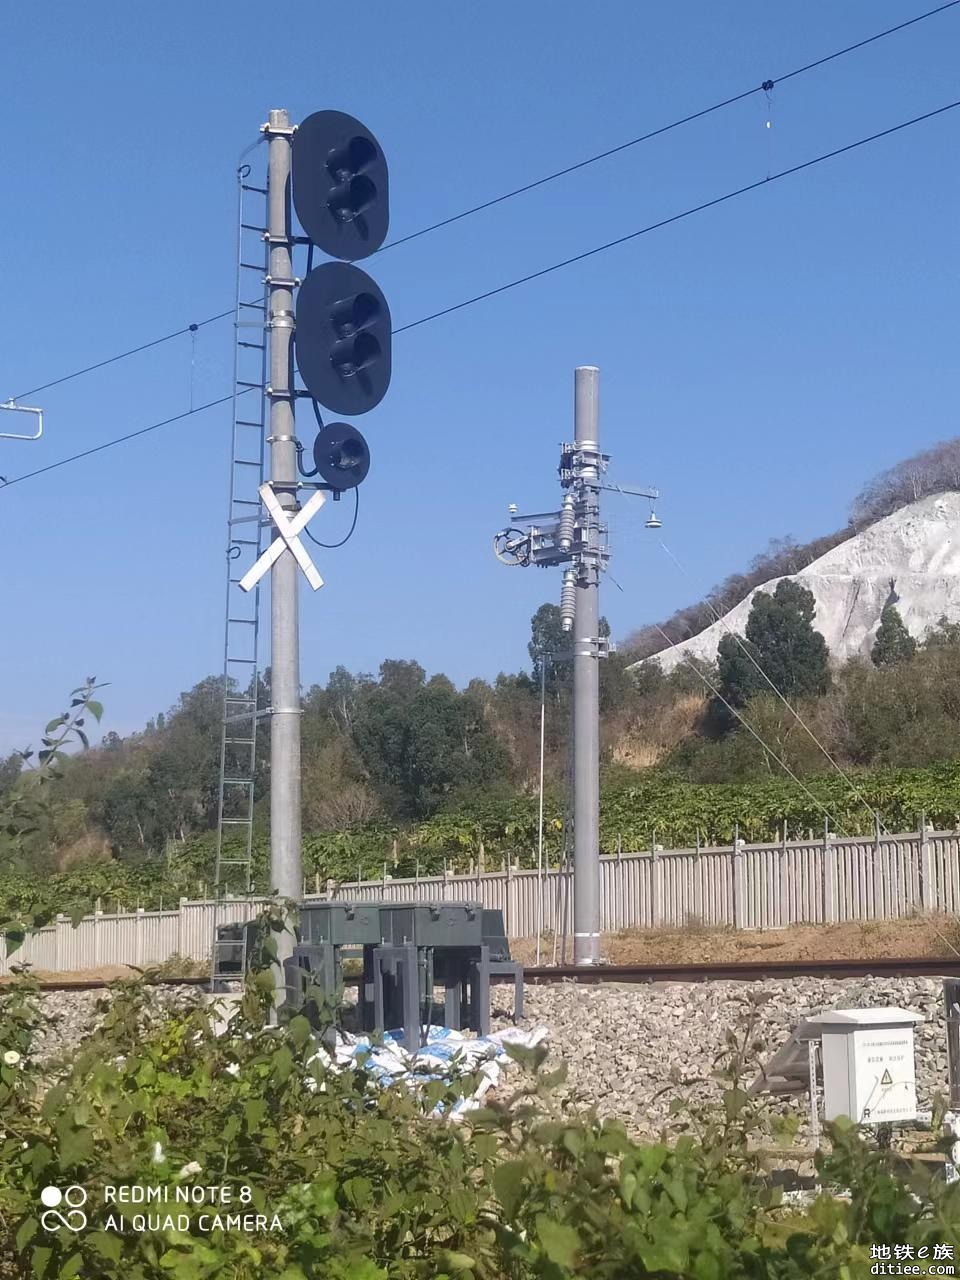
[573,636,611,659]
[224,707,272,725]
[0,400,43,441]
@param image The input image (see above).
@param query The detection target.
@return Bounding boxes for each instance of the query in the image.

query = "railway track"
[8,955,960,992]
[523,956,960,983]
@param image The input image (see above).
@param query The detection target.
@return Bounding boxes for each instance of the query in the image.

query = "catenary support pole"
[536,657,547,966]
[945,978,960,1110]
[266,108,301,997]
[573,366,601,964]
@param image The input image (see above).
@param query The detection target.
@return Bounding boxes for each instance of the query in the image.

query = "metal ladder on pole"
[210,145,269,986]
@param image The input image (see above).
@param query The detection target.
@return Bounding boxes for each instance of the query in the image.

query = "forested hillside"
[5,444,960,919]
[4,587,960,924]
[627,437,960,658]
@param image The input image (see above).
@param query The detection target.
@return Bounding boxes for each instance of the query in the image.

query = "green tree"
[922,615,960,649]
[99,770,153,849]
[871,603,917,667]
[0,679,106,947]
[529,603,569,693]
[716,634,765,710]
[0,754,22,801]
[85,676,227,853]
[529,603,610,696]
[321,665,374,735]
[378,659,426,702]
[599,651,641,715]
[719,581,830,712]
[354,680,512,816]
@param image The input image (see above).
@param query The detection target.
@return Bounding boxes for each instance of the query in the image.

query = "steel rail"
[522,957,960,983]
[6,956,960,992]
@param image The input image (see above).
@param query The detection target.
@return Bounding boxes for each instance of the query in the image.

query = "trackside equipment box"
[298,902,381,946]
[813,1007,922,1124]
[378,902,483,948]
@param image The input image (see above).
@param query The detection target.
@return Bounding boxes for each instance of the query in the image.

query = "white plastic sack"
[304,1023,549,1119]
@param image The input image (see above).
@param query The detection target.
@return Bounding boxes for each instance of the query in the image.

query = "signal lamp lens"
[326,136,378,179]
[330,332,381,379]
[312,422,370,490]
[330,291,380,336]
[331,439,366,473]
[328,174,377,223]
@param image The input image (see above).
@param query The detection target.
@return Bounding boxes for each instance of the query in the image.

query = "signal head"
[292,110,389,260]
[312,422,371,491]
[295,261,392,415]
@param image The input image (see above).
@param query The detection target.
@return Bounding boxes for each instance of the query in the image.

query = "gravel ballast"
[21,975,956,1146]
[492,975,953,1141]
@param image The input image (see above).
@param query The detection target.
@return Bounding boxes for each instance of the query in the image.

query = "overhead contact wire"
[9,2,959,403]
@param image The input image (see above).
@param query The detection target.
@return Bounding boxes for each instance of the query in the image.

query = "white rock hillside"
[638,492,960,674]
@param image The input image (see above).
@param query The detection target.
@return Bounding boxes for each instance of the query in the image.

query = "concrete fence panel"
[2,829,958,975]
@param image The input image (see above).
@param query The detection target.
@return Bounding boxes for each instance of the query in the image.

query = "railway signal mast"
[212,108,391,993]
[494,367,659,965]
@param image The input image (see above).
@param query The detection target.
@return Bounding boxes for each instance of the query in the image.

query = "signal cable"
[294,389,324,478]
[379,1,960,254]
[303,487,360,549]
[294,440,319,477]
[656,539,889,832]
[7,3,958,407]
[3,98,959,492]
[291,246,327,480]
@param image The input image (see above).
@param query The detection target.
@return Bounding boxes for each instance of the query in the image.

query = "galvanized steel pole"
[573,366,601,964]
[266,108,301,989]
[536,657,547,967]
[945,978,960,1110]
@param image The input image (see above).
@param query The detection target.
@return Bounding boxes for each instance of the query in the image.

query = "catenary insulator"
[557,493,576,552]
[560,568,577,632]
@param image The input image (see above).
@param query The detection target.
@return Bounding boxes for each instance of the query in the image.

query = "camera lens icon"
[41,1186,86,1208]
[39,1186,87,1232]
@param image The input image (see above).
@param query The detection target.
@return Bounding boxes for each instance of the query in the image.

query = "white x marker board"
[239,485,327,593]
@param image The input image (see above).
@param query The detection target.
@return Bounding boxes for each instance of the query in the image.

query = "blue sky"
[1,1,958,752]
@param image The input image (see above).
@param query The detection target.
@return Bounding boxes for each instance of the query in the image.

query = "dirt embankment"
[4,915,959,985]
[511,913,960,967]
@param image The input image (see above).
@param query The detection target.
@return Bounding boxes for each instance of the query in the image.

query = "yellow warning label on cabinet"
[880,1069,893,1086]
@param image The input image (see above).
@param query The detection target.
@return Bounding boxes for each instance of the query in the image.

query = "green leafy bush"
[1,959,958,1278]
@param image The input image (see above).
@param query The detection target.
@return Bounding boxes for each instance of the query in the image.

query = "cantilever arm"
[599,482,658,499]
[0,401,43,441]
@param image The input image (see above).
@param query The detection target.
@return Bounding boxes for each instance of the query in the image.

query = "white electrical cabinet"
[811,1007,922,1125]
